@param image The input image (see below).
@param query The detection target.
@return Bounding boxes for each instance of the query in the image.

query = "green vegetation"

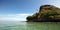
[26,5,60,22]
[26,16,33,21]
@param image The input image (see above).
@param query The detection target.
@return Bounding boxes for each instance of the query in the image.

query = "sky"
[0,0,60,21]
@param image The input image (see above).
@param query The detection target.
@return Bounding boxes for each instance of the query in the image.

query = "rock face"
[40,5,52,12]
[26,5,60,22]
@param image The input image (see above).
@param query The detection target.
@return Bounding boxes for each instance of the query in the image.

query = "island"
[26,5,60,22]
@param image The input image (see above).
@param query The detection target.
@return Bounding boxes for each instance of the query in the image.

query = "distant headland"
[26,5,60,22]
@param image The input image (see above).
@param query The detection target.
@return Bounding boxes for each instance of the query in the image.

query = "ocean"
[0,21,60,30]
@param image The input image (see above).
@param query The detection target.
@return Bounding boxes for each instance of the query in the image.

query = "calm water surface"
[0,21,60,30]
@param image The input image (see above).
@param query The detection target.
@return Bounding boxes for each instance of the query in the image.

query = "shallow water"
[0,21,60,30]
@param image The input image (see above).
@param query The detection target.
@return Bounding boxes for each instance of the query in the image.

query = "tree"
[26,16,33,21]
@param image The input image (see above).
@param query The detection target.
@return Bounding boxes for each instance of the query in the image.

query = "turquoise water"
[0,21,60,30]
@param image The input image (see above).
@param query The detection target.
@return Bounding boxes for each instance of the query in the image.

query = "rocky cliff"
[26,5,60,22]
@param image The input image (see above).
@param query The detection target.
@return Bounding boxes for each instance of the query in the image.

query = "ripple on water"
[0,21,60,30]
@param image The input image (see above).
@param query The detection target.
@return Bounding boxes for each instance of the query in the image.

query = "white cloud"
[0,13,32,21]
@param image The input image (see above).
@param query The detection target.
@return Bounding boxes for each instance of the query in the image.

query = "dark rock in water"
[26,5,60,22]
